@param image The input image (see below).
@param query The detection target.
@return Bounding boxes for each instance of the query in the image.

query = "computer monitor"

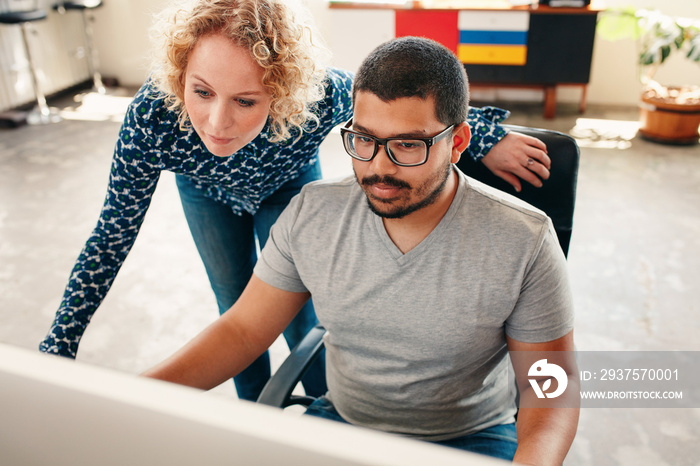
[0,343,505,465]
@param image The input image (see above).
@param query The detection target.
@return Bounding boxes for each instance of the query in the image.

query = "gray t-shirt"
[255,168,574,441]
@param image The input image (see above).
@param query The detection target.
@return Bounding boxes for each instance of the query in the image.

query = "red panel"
[395,10,459,53]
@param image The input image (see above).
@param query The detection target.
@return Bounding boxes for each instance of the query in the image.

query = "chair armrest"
[257,325,326,408]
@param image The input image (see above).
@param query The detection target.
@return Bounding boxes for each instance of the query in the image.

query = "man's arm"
[507,330,579,466]
[142,275,310,390]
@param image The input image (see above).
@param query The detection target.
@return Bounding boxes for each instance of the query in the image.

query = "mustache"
[361,175,411,189]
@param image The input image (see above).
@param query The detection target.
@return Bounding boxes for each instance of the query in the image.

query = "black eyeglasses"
[340,119,455,167]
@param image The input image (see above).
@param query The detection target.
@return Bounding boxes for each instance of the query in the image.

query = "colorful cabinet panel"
[457,11,529,66]
[394,9,530,66]
[332,3,599,118]
[394,10,459,52]
[457,44,527,66]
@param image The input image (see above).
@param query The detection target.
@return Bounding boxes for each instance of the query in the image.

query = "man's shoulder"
[300,175,358,197]
[276,176,362,240]
[284,176,360,220]
[457,170,548,225]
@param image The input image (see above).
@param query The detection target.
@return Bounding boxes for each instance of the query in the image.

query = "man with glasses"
[145,36,578,464]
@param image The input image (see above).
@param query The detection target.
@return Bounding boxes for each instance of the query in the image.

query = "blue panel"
[459,30,528,45]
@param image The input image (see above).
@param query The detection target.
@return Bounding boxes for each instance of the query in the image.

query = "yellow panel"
[458,44,527,66]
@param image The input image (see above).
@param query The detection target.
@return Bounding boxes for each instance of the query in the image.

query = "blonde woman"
[40,0,549,402]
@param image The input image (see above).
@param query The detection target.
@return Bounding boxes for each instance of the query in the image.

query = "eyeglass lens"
[344,133,428,166]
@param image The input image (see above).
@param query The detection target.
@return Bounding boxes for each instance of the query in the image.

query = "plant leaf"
[688,32,700,63]
[597,8,642,41]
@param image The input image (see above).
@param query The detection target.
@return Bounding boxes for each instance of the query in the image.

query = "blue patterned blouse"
[39,67,510,357]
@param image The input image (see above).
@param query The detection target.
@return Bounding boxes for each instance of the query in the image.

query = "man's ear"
[450,121,471,164]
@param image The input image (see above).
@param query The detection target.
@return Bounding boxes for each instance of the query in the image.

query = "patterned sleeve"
[465,106,511,162]
[39,88,162,358]
[322,67,354,128]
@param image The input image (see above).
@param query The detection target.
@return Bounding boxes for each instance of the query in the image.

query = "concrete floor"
[1,89,699,465]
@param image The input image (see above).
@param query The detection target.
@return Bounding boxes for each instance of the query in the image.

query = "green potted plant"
[597,7,700,144]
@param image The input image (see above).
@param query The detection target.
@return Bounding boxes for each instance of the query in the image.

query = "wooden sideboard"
[329,1,603,118]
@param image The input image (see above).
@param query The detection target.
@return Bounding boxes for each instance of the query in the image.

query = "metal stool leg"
[79,8,105,94]
[19,21,61,124]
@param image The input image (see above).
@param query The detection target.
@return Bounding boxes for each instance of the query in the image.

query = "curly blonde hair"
[150,0,329,142]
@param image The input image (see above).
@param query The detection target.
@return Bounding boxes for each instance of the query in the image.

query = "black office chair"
[0,0,62,124]
[53,1,105,94]
[257,123,580,408]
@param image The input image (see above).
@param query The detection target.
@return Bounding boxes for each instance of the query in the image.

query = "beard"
[358,160,453,219]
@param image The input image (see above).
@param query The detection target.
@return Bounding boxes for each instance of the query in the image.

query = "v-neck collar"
[372,171,467,265]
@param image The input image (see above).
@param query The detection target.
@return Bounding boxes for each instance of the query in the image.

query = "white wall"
[91,0,171,86]
[573,0,700,106]
[92,0,700,107]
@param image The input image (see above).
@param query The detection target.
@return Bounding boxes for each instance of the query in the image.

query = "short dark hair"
[353,36,469,126]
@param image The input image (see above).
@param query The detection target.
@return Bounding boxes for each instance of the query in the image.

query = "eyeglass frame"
[339,119,455,167]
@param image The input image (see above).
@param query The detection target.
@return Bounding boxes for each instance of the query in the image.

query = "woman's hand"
[481,132,551,192]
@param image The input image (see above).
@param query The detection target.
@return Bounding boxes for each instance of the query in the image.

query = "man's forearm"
[513,372,580,466]
[142,317,254,390]
[142,275,309,390]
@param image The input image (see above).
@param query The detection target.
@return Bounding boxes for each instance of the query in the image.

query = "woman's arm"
[481,131,551,192]
[39,85,162,358]
[466,106,551,192]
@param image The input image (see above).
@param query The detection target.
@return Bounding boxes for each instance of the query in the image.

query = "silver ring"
[526,158,535,166]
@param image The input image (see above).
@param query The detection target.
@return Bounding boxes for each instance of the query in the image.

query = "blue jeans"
[304,396,517,461]
[176,162,326,401]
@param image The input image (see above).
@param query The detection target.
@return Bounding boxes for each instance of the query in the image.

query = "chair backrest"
[456,124,580,257]
[257,123,581,408]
